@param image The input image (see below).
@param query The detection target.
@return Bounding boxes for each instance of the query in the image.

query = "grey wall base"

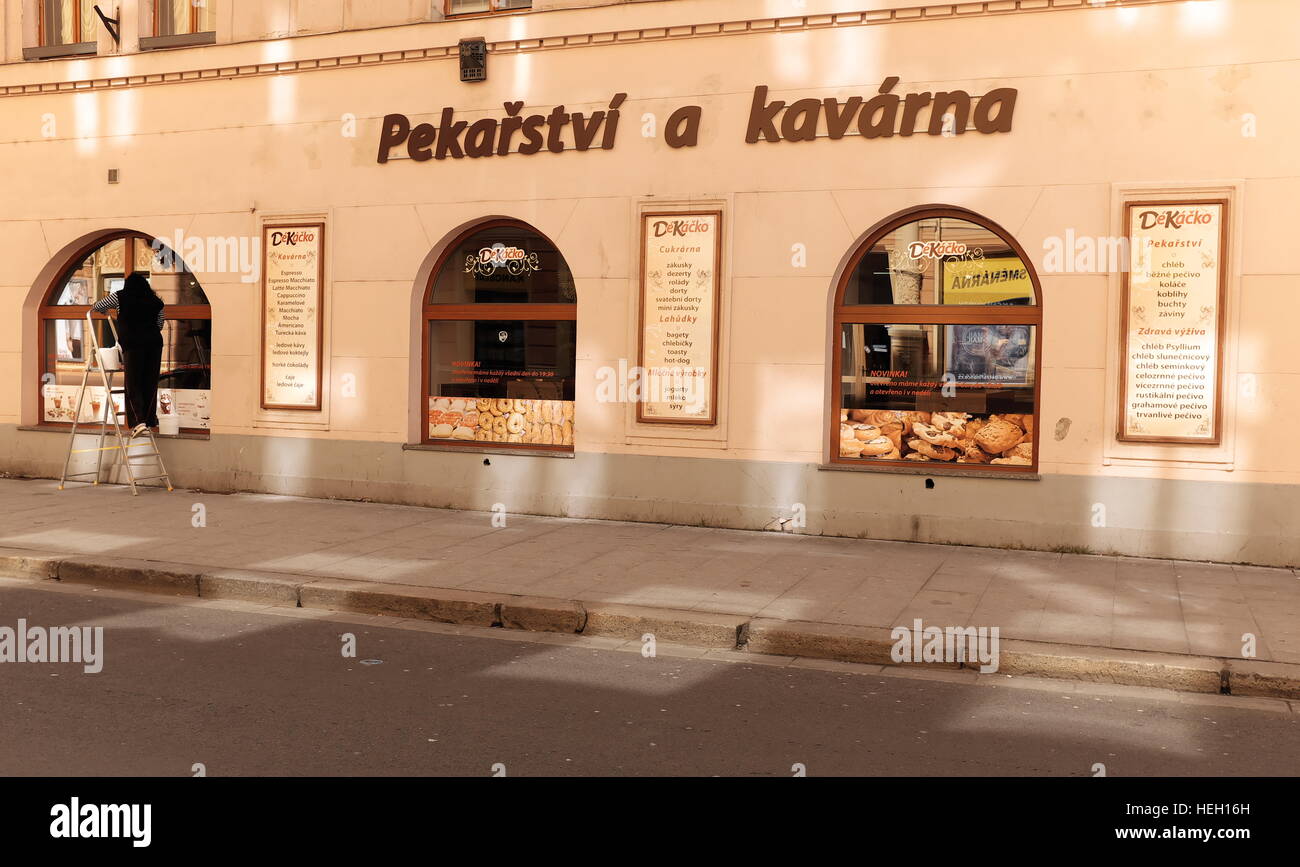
[3,425,1296,568]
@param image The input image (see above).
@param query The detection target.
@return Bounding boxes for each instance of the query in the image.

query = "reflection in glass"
[429,225,575,305]
[842,216,1036,306]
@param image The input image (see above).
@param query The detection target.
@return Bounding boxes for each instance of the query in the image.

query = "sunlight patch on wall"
[73,92,99,155]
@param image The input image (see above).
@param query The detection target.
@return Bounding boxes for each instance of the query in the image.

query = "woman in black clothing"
[91,273,165,438]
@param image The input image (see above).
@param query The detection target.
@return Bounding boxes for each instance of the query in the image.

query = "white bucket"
[157,390,180,436]
[98,345,123,371]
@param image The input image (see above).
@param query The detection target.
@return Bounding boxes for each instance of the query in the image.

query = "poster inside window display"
[940,256,1034,306]
[41,383,211,430]
[1120,201,1226,443]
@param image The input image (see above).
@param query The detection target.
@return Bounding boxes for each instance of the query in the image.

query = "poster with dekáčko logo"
[638,212,721,424]
[261,224,324,411]
[1120,201,1226,443]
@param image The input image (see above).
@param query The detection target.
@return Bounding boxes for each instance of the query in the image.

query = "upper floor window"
[156,0,216,36]
[447,0,532,16]
[40,0,96,46]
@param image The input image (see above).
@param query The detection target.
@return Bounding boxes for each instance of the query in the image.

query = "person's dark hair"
[122,272,161,301]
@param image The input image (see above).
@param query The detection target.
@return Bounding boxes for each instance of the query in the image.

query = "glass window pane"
[157,0,190,35]
[49,240,123,307]
[838,322,1035,466]
[429,225,575,305]
[44,0,74,46]
[449,0,491,14]
[426,319,575,445]
[42,318,109,423]
[495,0,533,9]
[50,273,92,306]
[159,319,212,430]
[842,216,1036,306]
[80,0,96,42]
[195,0,216,32]
[42,318,211,429]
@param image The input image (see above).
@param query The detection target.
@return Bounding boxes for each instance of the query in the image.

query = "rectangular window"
[41,319,211,431]
[838,323,1036,467]
[426,319,575,447]
[40,0,96,46]
[447,0,532,16]
[156,0,216,36]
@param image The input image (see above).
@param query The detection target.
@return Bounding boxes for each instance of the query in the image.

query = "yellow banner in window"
[941,257,1034,305]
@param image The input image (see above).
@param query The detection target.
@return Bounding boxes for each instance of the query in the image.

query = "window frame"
[830,205,1043,475]
[444,0,533,18]
[152,0,215,36]
[32,0,97,55]
[141,0,217,50]
[421,219,577,452]
[37,231,213,436]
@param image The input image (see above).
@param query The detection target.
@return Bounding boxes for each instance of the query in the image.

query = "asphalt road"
[1,579,1297,777]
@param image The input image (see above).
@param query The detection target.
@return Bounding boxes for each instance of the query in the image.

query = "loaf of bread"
[975,418,1022,454]
[860,436,894,456]
[907,438,957,461]
[852,424,883,442]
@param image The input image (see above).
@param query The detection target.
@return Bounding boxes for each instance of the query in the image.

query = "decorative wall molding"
[1,0,1188,98]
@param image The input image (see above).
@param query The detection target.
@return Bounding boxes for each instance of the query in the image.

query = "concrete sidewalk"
[0,477,1297,696]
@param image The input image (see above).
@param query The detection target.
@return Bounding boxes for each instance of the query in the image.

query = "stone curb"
[1225,658,1300,700]
[1,548,1296,700]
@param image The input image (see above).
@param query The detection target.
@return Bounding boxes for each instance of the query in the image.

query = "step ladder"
[58,311,173,496]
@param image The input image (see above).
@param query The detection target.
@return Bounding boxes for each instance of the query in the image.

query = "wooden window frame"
[37,231,213,435]
[445,0,532,18]
[421,219,576,452]
[38,0,91,47]
[830,205,1044,475]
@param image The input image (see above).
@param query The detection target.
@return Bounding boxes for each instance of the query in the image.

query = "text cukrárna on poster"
[638,212,721,424]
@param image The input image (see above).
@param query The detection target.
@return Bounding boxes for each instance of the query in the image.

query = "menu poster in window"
[261,223,324,411]
[638,211,721,424]
[1120,201,1226,443]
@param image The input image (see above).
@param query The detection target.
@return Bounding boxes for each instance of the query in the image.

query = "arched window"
[422,220,576,450]
[832,206,1041,472]
[38,232,212,433]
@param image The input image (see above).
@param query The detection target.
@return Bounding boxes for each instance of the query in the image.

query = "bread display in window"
[837,409,1033,466]
[429,396,574,446]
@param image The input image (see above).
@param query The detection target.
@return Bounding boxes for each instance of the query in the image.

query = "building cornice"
[1,0,1189,99]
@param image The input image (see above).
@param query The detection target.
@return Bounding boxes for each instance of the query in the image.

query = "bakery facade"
[1,0,1296,565]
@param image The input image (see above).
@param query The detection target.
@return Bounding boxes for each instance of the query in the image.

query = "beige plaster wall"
[0,0,1294,496]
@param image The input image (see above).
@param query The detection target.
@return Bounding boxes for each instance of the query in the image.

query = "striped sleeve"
[157,308,165,329]
[91,292,119,314]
